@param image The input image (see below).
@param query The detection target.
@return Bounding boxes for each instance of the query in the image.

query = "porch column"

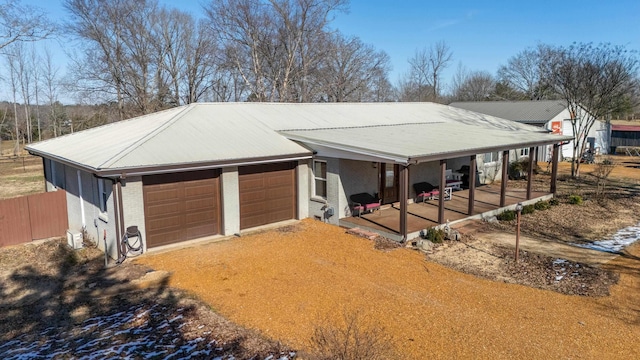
[399,165,409,241]
[438,160,446,224]
[468,155,476,215]
[526,146,535,200]
[551,144,560,195]
[500,150,509,207]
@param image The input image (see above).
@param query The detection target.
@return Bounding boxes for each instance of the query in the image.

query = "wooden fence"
[0,190,68,247]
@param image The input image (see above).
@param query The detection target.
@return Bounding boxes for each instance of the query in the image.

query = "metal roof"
[281,122,572,165]
[449,100,567,124]
[26,102,572,175]
[26,104,312,176]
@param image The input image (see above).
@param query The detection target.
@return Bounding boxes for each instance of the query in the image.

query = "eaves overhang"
[27,148,312,178]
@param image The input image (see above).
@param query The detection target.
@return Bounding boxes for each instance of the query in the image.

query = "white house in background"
[450,100,608,161]
[26,102,571,259]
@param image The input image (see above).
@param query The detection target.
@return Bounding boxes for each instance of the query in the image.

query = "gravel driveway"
[136,219,640,359]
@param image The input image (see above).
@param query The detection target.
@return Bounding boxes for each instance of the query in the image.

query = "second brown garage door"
[239,162,296,230]
[143,170,221,248]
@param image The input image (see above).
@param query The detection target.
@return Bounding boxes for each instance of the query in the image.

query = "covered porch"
[281,117,573,242]
[341,184,551,241]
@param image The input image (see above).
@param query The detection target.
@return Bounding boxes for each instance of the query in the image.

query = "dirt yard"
[0,154,44,199]
[2,155,640,359]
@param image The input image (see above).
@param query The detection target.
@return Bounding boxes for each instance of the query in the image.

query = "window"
[313,160,327,199]
[520,148,530,157]
[97,178,110,214]
[483,151,499,163]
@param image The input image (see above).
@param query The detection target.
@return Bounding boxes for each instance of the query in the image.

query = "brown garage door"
[239,162,296,230]
[143,170,221,248]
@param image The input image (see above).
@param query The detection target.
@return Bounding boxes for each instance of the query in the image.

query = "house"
[449,100,608,162]
[26,102,572,259]
[610,120,640,152]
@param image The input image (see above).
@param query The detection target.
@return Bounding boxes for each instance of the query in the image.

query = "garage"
[143,169,221,248]
[239,162,297,230]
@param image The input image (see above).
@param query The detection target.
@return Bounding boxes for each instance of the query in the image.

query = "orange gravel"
[136,219,640,359]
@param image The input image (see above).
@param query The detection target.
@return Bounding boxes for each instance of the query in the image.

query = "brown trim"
[468,155,476,215]
[398,165,409,241]
[551,144,560,195]
[284,132,573,166]
[26,150,312,178]
[438,160,446,224]
[526,146,535,200]
[500,150,509,207]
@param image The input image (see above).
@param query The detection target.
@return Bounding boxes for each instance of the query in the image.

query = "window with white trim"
[520,148,530,157]
[483,151,500,163]
[97,178,109,214]
[313,160,327,199]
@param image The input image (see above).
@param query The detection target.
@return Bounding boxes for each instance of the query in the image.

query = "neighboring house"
[450,100,608,163]
[26,102,570,258]
[610,120,640,152]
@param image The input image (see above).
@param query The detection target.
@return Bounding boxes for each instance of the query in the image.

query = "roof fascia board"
[28,149,312,178]
[409,137,574,164]
[97,153,313,177]
[311,144,408,164]
[284,135,409,165]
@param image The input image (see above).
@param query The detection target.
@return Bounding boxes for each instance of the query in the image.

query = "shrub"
[522,204,536,215]
[534,200,550,210]
[569,195,583,205]
[425,228,445,243]
[549,198,560,206]
[310,311,397,360]
[497,210,516,221]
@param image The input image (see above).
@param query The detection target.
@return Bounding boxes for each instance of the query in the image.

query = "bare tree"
[0,0,55,51]
[450,65,496,101]
[204,0,347,102]
[65,0,167,118]
[400,41,452,102]
[29,45,42,141]
[542,43,639,177]
[317,33,391,102]
[497,45,557,100]
[42,46,63,137]
[4,47,20,154]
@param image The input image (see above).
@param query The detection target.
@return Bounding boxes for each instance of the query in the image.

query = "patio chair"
[445,169,463,190]
[413,182,439,203]
[349,192,382,217]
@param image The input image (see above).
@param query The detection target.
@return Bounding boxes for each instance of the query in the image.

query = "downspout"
[112,181,122,261]
[117,177,126,259]
[42,158,47,192]
[77,170,86,229]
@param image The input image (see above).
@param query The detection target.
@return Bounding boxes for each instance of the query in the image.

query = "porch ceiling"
[280,123,573,165]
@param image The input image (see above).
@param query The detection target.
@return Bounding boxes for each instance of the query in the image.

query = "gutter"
[25,150,312,178]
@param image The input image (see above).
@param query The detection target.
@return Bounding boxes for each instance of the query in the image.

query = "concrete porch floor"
[340,184,551,241]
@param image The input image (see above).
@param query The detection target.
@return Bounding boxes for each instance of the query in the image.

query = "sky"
[9,0,640,102]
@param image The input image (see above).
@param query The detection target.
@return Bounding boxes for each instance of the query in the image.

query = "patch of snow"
[574,223,640,253]
[0,302,295,360]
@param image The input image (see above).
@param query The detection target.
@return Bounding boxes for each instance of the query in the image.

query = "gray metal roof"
[26,102,572,175]
[449,100,567,124]
[26,104,312,176]
[281,122,571,165]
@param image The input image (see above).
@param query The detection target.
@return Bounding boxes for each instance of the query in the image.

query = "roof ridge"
[98,104,194,169]
[279,122,443,132]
